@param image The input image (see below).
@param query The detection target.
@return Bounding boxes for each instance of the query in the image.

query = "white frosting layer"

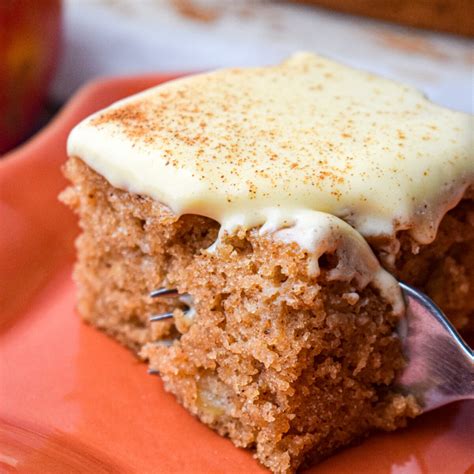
[67,53,474,313]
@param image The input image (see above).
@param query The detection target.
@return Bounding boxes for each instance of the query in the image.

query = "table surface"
[52,0,473,113]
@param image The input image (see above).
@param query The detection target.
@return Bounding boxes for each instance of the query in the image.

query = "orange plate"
[0,75,472,474]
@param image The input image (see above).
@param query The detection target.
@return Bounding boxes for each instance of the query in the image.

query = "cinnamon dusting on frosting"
[67,53,473,309]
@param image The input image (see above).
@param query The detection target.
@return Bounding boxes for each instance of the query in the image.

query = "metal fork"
[148,283,474,412]
[397,282,473,412]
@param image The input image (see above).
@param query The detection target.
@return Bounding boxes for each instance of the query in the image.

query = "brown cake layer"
[60,156,473,473]
[394,188,474,330]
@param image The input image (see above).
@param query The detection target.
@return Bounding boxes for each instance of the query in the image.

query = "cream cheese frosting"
[67,52,474,312]
[269,210,404,315]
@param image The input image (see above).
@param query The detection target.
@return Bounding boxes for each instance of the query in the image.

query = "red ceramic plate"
[0,75,472,474]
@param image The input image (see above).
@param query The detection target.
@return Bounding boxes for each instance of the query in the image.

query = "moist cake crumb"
[61,53,473,473]
[61,157,473,473]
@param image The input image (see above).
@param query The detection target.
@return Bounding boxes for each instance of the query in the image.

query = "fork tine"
[149,308,192,322]
[149,288,179,298]
[149,312,174,322]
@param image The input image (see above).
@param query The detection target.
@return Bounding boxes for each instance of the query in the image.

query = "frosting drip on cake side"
[67,52,473,313]
[267,210,404,315]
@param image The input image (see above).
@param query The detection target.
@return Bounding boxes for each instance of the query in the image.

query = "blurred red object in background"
[0,0,62,155]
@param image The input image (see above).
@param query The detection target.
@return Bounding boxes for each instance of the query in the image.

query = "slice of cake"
[61,53,473,473]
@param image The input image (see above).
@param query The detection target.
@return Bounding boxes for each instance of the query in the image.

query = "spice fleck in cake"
[61,53,473,473]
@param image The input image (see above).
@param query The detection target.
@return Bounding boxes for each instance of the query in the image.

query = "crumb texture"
[61,157,473,473]
[394,187,474,330]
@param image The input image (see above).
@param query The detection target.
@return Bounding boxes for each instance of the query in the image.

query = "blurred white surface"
[53,0,473,112]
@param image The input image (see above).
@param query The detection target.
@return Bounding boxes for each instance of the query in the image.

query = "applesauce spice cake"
[61,53,474,473]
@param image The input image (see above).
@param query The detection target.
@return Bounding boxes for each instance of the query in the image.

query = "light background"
[53,0,473,113]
